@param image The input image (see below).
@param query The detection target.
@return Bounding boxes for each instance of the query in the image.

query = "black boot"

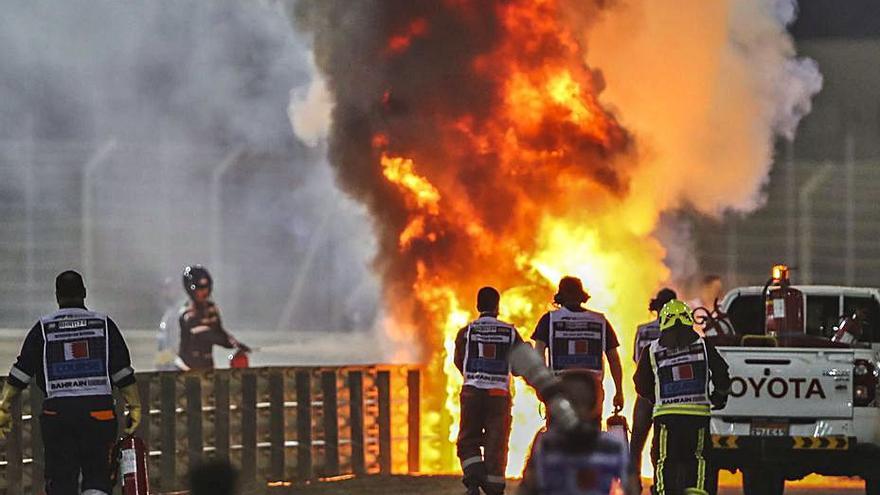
[462,461,487,495]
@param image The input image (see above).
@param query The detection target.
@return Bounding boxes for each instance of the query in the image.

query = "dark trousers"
[630,396,654,477]
[457,387,512,495]
[650,415,717,495]
[40,408,118,495]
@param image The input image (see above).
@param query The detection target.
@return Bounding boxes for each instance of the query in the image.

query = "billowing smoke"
[290,0,821,473]
[0,1,379,334]
[290,0,820,349]
[585,0,823,218]
[290,0,634,347]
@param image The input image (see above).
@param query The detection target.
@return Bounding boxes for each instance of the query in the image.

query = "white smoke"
[0,1,380,332]
[585,0,823,217]
[655,214,700,292]
[728,0,824,141]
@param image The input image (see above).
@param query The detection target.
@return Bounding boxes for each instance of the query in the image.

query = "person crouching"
[519,370,639,495]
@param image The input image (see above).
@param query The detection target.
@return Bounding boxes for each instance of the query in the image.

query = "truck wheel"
[742,469,785,495]
[742,469,764,495]
[865,478,880,495]
[767,474,785,495]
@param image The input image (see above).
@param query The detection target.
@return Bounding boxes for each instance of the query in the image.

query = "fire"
[380,154,440,214]
[506,70,610,145]
[295,0,821,481]
[374,0,666,475]
[386,18,429,56]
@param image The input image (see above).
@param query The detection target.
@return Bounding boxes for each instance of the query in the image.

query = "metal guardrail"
[0,365,421,495]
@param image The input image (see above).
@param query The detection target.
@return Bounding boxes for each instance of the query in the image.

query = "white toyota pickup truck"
[705,284,880,495]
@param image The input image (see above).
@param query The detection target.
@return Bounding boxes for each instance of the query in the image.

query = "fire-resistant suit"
[519,426,631,495]
[454,313,524,495]
[178,300,241,369]
[1,304,139,495]
[177,265,248,370]
[634,300,731,495]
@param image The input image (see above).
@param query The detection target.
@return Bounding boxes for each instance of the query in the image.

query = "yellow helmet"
[659,299,695,331]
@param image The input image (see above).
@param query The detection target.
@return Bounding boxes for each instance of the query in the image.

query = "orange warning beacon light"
[771,264,789,283]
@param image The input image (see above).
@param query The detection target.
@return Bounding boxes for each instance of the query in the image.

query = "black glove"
[710,391,728,410]
[236,342,252,353]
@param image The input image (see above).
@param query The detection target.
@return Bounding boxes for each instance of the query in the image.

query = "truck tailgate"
[718,347,854,419]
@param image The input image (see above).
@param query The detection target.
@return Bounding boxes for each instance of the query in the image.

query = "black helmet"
[649,287,677,313]
[183,265,213,298]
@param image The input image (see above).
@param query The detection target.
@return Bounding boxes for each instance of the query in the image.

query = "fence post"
[377,370,391,475]
[7,394,22,494]
[241,373,258,490]
[348,370,365,475]
[29,388,44,494]
[799,163,835,284]
[186,376,203,465]
[160,374,177,491]
[321,371,339,476]
[136,377,153,486]
[296,371,313,482]
[214,373,230,462]
[407,369,420,474]
[269,372,285,481]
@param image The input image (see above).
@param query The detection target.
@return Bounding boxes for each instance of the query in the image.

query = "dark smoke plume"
[291,1,630,357]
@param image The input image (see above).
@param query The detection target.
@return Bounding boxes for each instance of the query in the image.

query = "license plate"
[751,420,790,437]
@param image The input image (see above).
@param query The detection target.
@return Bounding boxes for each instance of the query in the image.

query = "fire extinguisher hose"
[109,434,129,486]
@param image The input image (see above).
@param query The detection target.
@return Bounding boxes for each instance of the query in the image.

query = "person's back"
[630,288,677,491]
[0,270,141,495]
[454,286,522,495]
[528,429,629,495]
[531,277,625,413]
[634,300,731,495]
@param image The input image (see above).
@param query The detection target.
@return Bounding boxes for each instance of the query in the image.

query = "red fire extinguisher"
[229,348,250,368]
[112,434,150,495]
[606,413,630,452]
[832,310,865,345]
[763,264,804,336]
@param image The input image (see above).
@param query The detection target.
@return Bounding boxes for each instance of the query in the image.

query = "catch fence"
[0,365,422,495]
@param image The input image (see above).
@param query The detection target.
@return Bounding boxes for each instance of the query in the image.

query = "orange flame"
[386,18,429,55]
[374,1,668,476]
[381,154,441,214]
[295,0,820,480]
